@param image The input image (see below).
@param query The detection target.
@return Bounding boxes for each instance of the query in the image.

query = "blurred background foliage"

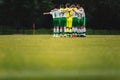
[0,0,120,34]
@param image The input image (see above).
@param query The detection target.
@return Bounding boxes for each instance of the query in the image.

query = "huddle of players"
[43,3,86,37]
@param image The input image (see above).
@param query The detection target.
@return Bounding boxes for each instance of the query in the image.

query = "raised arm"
[43,12,50,15]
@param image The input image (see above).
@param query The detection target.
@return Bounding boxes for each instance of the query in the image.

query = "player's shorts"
[53,18,60,26]
[66,18,72,28]
[60,17,66,27]
[72,17,78,27]
[78,17,86,26]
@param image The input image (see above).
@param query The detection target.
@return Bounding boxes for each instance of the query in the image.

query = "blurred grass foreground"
[0,35,120,80]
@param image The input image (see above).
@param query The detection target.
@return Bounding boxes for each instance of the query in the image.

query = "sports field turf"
[0,35,120,80]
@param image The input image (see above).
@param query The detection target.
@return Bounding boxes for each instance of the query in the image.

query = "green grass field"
[0,35,120,80]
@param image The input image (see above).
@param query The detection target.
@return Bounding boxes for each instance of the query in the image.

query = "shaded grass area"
[0,35,120,80]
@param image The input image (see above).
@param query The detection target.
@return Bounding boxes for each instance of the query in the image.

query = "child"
[43,6,61,37]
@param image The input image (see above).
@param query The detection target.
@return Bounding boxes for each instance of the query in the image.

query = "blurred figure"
[65,3,73,37]
[43,5,61,37]
[71,4,78,37]
[76,5,86,37]
[59,4,67,37]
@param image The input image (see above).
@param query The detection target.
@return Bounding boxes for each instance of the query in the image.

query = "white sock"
[57,27,59,34]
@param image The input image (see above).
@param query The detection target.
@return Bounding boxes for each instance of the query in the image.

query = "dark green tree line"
[0,0,120,30]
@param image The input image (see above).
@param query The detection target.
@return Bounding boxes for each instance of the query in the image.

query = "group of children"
[43,3,86,37]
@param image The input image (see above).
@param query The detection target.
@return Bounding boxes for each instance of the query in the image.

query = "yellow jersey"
[65,8,73,19]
